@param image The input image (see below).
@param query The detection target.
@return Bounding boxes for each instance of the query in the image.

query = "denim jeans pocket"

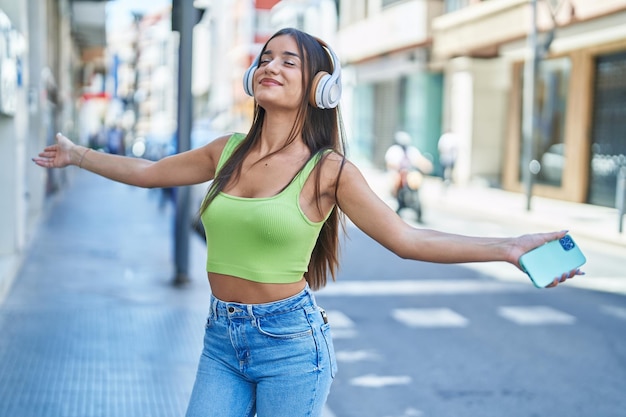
[255,308,313,339]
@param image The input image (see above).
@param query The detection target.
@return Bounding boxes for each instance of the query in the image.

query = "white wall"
[0,0,32,301]
[445,57,511,185]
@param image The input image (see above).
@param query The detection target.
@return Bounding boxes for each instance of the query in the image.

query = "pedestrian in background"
[33,27,581,417]
[106,123,126,156]
[438,129,459,185]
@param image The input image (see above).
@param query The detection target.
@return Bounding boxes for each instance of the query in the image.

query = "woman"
[33,28,580,417]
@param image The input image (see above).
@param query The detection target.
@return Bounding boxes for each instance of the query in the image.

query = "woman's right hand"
[32,133,80,169]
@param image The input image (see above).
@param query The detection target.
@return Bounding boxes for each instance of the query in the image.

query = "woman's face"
[253,35,304,111]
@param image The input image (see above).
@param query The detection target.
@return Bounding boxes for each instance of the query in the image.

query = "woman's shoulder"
[318,152,364,184]
[320,151,357,170]
[211,132,245,147]
[203,132,244,154]
[193,133,242,171]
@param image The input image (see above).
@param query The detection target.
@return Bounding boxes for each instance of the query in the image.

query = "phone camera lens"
[559,236,575,251]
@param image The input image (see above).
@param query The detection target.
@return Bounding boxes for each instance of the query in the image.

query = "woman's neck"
[258,113,302,154]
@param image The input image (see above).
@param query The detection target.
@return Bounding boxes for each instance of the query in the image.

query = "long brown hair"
[198,28,348,290]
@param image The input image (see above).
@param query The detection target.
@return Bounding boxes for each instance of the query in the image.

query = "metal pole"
[172,0,194,286]
[521,0,538,211]
[617,166,626,234]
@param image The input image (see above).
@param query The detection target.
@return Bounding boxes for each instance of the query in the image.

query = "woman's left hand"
[545,268,583,288]
[510,230,585,288]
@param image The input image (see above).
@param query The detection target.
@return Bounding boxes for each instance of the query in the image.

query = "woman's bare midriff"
[207,273,307,304]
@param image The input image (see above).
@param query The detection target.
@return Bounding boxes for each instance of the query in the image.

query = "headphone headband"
[243,37,342,109]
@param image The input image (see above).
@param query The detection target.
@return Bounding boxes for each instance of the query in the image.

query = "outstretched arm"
[335,161,581,287]
[33,133,227,188]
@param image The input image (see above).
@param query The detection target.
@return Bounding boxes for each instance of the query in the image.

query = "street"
[3,2,626,417]
[0,171,624,417]
[318,219,626,417]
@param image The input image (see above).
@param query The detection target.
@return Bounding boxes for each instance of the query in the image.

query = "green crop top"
[200,133,331,284]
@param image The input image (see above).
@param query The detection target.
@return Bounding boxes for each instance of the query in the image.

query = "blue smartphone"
[519,234,587,288]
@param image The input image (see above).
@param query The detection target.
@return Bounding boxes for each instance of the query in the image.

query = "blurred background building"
[338,0,626,209]
[1,0,88,300]
[1,0,625,297]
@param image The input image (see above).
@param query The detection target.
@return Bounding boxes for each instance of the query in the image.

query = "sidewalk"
[0,169,211,417]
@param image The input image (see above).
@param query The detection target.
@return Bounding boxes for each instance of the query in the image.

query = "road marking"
[335,349,380,363]
[326,310,357,339]
[401,408,424,417]
[392,308,469,328]
[326,310,355,327]
[465,264,626,297]
[498,306,576,325]
[569,277,626,296]
[396,408,424,417]
[350,374,412,388]
[600,305,626,320]
[329,328,357,339]
[317,280,529,296]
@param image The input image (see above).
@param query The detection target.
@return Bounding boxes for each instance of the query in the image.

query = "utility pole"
[521,0,538,211]
[172,0,194,286]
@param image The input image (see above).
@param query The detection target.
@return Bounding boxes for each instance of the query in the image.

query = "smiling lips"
[260,78,282,87]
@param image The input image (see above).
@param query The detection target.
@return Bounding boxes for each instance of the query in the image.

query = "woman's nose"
[264,59,279,74]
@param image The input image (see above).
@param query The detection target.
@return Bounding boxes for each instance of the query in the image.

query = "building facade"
[432,0,626,206]
[336,0,445,169]
[335,0,626,209]
[0,0,105,301]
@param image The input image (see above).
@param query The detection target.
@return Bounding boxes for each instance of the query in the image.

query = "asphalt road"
[316,218,626,417]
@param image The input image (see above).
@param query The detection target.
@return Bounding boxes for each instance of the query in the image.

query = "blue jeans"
[185,285,337,417]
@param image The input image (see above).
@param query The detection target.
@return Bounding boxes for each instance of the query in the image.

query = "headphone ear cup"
[309,71,330,108]
[310,70,341,109]
[243,64,256,97]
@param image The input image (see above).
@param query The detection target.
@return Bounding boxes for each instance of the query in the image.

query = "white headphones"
[243,38,342,109]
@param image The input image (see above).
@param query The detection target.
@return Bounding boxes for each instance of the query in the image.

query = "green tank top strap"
[292,149,332,189]
[215,133,246,175]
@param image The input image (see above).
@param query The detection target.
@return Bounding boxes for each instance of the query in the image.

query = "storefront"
[503,40,626,206]
[346,57,443,170]
[431,0,626,205]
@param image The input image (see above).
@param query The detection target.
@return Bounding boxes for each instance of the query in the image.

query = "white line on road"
[392,308,469,328]
[498,306,576,325]
[463,263,626,297]
[335,349,380,363]
[350,374,412,388]
[568,277,626,296]
[326,310,357,339]
[316,280,529,296]
[326,310,355,327]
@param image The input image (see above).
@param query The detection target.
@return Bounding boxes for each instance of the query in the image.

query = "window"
[519,57,571,186]
[588,51,626,206]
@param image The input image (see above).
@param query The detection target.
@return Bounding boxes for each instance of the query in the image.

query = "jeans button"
[227,306,235,313]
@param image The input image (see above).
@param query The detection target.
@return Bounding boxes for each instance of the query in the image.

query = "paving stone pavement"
[0,169,212,417]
